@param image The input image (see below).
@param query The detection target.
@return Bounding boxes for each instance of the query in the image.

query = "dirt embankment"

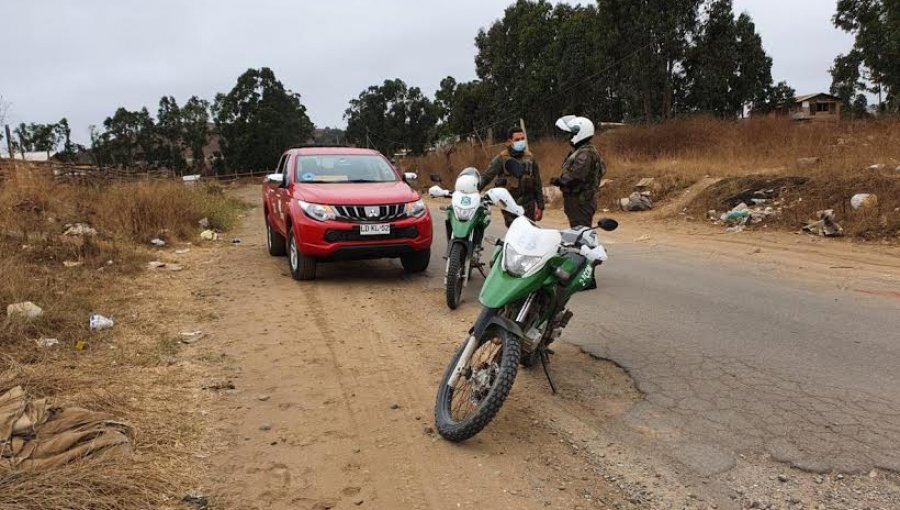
[404,116,900,240]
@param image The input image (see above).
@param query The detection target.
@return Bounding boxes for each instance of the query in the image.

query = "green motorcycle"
[434,215,618,442]
[429,168,523,309]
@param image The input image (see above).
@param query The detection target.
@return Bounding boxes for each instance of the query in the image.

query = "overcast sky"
[1,0,854,145]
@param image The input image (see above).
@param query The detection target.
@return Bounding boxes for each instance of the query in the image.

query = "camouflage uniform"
[479,148,544,226]
[557,142,606,228]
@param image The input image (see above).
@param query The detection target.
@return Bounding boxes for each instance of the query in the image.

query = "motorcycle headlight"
[406,199,427,218]
[453,205,476,221]
[503,244,544,276]
[298,200,336,222]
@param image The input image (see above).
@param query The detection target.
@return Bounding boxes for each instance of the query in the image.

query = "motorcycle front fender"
[450,214,480,239]
[478,263,550,309]
[470,307,525,340]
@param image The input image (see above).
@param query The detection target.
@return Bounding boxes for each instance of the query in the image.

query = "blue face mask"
[511,140,527,152]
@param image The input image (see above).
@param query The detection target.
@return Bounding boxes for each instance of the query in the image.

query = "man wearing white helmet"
[550,115,606,228]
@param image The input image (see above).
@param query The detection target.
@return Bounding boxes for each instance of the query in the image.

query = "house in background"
[772,93,843,122]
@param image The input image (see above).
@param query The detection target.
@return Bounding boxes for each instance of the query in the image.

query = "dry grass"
[404,116,900,239]
[0,162,246,509]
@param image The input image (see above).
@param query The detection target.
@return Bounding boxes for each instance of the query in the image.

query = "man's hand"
[534,207,543,221]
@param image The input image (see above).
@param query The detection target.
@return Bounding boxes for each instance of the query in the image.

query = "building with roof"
[772,93,844,122]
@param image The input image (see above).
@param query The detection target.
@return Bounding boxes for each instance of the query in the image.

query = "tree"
[433,76,458,140]
[830,50,865,105]
[181,96,210,173]
[213,67,313,172]
[155,95,210,173]
[445,80,493,139]
[156,95,188,171]
[832,0,899,111]
[95,107,156,168]
[344,78,438,155]
[54,118,87,162]
[598,0,703,121]
[14,122,63,157]
[757,81,796,113]
[474,0,563,135]
[682,1,775,117]
[733,12,776,113]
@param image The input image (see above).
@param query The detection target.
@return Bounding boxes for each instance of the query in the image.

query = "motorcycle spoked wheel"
[434,325,520,442]
[445,243,466,310]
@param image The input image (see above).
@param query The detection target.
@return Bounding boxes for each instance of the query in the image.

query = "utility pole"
[3,125,13,159]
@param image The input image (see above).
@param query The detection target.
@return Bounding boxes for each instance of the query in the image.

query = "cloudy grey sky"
[1,1,853,144]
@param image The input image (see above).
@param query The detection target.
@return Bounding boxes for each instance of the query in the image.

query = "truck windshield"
[295,155,399,183]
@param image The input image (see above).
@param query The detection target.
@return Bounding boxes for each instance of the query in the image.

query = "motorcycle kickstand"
[475,262,487,278]
[539,347,557,394]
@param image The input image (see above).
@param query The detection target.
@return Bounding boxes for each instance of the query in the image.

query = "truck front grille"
[334,204,406,222]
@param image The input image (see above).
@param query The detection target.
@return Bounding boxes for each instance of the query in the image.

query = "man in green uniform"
[478,126,544,226]
[550,115,606,228]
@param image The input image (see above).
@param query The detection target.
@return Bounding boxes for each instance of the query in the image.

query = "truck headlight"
[406,199,427,218]
[298,200,336,222]
[503,244,544,276]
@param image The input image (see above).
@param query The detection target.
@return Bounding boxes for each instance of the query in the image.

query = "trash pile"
[802,209,844,237]
[710,187,785,233]
[620,191,653,212]
[0,386,133,473]
[618,177,654,212]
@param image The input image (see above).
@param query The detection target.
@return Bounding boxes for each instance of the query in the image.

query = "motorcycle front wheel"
[434,325,520,442]
[445,243,466,309]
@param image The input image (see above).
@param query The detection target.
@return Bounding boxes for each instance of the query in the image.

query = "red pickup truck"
[262,147,433,280]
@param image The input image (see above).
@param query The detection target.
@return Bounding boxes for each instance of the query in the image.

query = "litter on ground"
[0,386,133,473]
[89,314,115,331]
[6,302,43,320]
[802,209,844,237]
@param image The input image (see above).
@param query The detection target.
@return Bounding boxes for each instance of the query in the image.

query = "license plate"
[360,223,390,235]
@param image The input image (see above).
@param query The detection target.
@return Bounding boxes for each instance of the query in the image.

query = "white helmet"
[455,167,480,193]
[555,115,595,145]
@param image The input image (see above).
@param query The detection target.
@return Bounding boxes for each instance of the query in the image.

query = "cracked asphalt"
[565,240,900,477]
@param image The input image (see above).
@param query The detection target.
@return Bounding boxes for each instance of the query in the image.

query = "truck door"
[270,153,289,234]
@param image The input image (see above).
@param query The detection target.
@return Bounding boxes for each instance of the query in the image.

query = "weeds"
[0,162,247,509]
[405,116,899,238]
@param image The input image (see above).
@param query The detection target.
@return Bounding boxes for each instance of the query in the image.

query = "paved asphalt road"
[425,208,900,477]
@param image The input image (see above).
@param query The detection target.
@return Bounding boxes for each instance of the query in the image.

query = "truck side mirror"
[266,173,284,186]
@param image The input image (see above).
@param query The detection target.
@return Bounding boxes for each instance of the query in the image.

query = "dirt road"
[189,189,642,510]
[180,186,899,509]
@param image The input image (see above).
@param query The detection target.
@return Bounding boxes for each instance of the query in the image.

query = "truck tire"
[266,214,286,256]
[288,228,316,280]
[401,248,431,273]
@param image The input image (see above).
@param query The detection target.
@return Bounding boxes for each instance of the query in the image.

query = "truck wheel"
[288,228,316,280]
[401,248,431,273]
[266,215,286,256]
